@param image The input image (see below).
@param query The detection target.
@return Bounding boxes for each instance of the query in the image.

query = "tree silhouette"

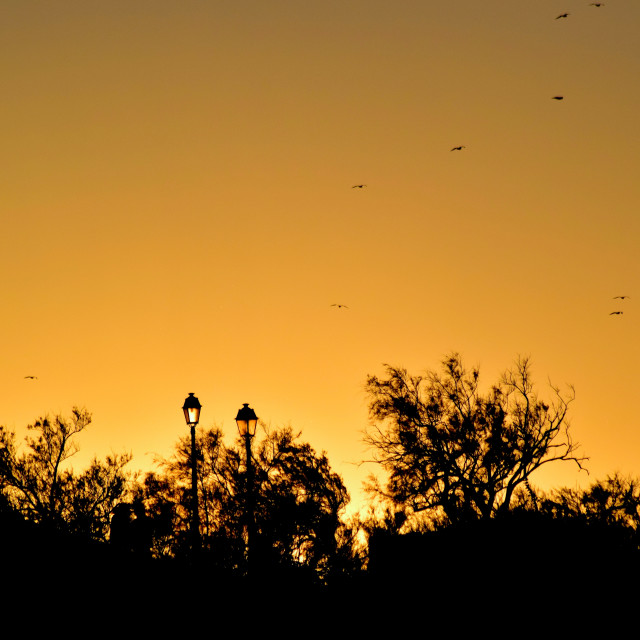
[364,354,586,525]
[542,473,640,534]
[0,408,131,541]
[142,425,359,580]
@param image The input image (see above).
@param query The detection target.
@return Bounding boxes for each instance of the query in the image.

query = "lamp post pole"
[183,393,202,557]
[235,403,258,574]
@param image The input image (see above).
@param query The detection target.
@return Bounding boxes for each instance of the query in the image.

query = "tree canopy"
[541,473,640,532]
[0,408,131,541]
[364,354,586,525]
[137,424,359,580]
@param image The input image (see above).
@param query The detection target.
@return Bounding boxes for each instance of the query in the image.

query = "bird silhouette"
[331,304,349,309]
[552,96,564,100]
[352,184,367,189]
[556,13,570,19]
[609,311,623,315]
[613,296,629,300]
[590,3,604,6]
[24,375,38,379]
[450,146,466,151]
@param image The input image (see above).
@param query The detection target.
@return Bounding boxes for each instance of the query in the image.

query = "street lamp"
[183,392,202,427]
[183,392,202,556]
[236,403,258,572]
[235,402,258,438]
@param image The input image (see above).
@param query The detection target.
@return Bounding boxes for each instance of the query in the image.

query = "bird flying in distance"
[609,311,623,315]
[24,375,38,379]
[352,184,367,189]
[613,295,629,300]
[552,96,564,100]
[556,13,570,19]
[450,146,466,151]
[590,3,604,6]
[331,304,349,309]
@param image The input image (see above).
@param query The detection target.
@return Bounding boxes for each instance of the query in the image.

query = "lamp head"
[182,393,202,426]
[236,403,258,437]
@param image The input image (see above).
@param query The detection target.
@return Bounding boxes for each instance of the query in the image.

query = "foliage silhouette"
[364,354,586,525]
[539,473,640,549]
[0,407,131,541]
[137,424,361,581]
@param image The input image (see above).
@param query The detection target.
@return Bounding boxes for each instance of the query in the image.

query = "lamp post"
[235,403,258,572]
[183,392,202,556]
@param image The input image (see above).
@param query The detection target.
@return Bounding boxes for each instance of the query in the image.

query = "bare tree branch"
[364,354,588,525]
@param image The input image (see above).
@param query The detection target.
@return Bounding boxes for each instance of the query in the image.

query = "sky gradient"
[2,0,639,513]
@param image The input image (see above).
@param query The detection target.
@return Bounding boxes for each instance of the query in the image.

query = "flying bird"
[352,184,367,189]
[552,96,564,100]
[609,311,623,315]
[331,304,349,309]
[450,146,466,151]
[613,296,629,300]
[555,13,570,19]
[24,375,38,379]
[590,3,604,6]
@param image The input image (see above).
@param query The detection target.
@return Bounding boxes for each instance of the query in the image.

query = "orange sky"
[2,0,639,515]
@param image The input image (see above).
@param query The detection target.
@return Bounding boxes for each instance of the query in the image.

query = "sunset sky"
[2,0,639,514]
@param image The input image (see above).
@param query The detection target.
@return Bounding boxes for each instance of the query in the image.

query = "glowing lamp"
[182,393,202,426]
[235,403,258,437]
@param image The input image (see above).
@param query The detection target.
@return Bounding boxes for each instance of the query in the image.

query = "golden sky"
[2,0,639,513]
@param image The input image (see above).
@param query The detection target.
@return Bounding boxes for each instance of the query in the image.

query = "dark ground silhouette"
[3,494,638,632]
